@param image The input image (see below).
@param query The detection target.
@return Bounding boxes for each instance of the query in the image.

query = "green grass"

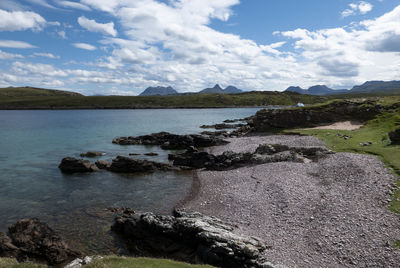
[0,87,327,109]
[395,241,400,249]
[84,256,214,268]
[0,258,45,268]
[286,108,400,213]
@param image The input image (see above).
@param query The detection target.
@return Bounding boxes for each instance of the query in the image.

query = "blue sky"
[0,0,399,95]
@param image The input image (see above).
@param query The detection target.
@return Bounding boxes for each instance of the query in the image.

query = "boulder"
[389,128,400,144]
[0,218,80,266]
[112,210,274,268]
[58,157,97,173]
[95,160,111,170]
[80,151,105,157]
[109,156,177,173]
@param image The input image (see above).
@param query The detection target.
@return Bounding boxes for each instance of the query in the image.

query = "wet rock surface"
[0,218,80,266]
[58,157,98,173]
[112,132,229,150]
[79,151,105,157]
[112,210,277,268]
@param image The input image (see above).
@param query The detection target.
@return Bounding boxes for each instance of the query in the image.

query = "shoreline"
[0,105,281,111]
[178,134,400,267]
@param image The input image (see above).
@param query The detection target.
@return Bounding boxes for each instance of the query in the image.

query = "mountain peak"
[139,86,178,96]
[213,84,222,90]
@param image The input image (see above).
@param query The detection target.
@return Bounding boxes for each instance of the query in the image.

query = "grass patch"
[395,241,400,249]
[0,258,45,268]
[286,108,400,213]
[84,256,214,268]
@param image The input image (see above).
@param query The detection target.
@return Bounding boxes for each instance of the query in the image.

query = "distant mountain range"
[138,84,243,96]
[285,81,400,95]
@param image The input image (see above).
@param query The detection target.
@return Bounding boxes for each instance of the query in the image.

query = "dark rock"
[0,232,18,258]
[95,160,111,170]
[389,128,400,144]
[169,150,215,169]
[200,123,245,130]
[109,156,177,173]
[113,132,228,150]
[0,218,80,266]
[129,153,141,156]
[144,152,159,156]
[79,151,105,157]
[58,157,97,173]
[200,130,229,137]
[112,210,272,268]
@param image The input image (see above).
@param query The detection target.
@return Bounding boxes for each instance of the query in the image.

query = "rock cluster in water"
[112,210,278,268]
[112,132,229,149]
[0,218,80,266]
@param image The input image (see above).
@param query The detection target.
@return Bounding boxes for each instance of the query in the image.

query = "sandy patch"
[306,121,363,130]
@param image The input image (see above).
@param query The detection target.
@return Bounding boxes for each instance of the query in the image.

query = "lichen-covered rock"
[109,156,177,173]
[58,157,97,173]
[112,210,276,268]
[0,218,80,266]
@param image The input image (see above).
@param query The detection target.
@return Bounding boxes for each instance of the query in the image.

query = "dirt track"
[180,135,400,267]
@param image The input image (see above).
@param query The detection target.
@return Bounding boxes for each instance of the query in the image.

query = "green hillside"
[0,87,83,97]
[0,87,327,109]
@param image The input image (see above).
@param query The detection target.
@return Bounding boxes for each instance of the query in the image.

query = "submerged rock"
[112,132,228,150]
[59,157,97,173]
[80,151,105,157]
[109,156,177,173]
[0,218,80,266]
[112,210,274,268]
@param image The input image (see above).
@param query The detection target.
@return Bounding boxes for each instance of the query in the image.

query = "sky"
[0,0,399,95]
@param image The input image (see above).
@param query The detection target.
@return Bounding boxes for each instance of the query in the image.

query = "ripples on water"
[0,108,261,254]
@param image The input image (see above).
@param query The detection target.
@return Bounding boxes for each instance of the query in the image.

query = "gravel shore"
[180,135,400,267]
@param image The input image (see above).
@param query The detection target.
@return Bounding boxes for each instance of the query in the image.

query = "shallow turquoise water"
[0,108,260,253]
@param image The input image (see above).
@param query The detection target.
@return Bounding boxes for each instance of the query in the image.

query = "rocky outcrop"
[94,160,111,170]
[253,100,384,131]
[80,151,105,157]
[389,128,400,144]
[112,210,276,268]
[109,156,178,173]
[168,144,333,170]
[112,132,229,150]
[0,218,80,266]
[200,123,246,129]
[58,157,98,173]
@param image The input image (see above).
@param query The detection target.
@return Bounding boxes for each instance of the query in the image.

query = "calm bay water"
[0,108,261,254]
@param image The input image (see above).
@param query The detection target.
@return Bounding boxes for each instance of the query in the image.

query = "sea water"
[0,108,261,254]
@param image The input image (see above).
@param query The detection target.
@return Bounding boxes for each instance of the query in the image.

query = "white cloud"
[24,0,57,9]
[0,40,36,48]
[0,50,23,59]
[58,1,91,11]
[78,16,117,37]
[58,30,67,39]
[72,42,97,50]
[0,9,46,31]
[342,1,373,17]
[12,61,67,77]
[33,52,60,59]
